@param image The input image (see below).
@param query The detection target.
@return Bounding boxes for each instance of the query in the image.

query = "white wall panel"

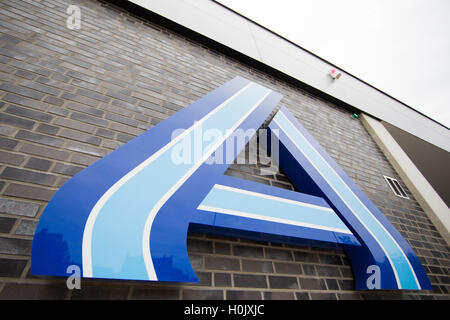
[129,0,450,152]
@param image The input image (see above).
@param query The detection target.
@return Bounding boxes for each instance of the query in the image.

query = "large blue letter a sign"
[31,77,431,290]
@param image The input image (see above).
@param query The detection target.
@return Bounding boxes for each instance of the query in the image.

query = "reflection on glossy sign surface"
[268,107,430,289]
[31,77,430,289]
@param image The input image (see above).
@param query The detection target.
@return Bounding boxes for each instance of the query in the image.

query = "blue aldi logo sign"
[31,77,431,290]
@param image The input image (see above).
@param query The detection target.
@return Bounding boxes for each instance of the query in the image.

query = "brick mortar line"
[0,278,66,285]
[0,253,31,260]
[0,176,61,190]
[12,139,94,160]
[0,109,53,127]
[20,259,31,279]
[0,163,62,177]
[8,218,23,236]
[192,266,352,279]
[0,194,46,206]
[188,239,349,257]
[193,238,449,264]
[197,253,348,266]
[0,194,51,210]
[0,232,35,241]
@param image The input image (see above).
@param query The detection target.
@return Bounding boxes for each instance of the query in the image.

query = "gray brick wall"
[0,0,448,300]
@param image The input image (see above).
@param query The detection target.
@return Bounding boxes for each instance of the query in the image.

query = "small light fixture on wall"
[330,69,342,80]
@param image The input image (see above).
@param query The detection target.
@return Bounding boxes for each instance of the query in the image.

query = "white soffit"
[129,0,450,152]
[361,114,450,246]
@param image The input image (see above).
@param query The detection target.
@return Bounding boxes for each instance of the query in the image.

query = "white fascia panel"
[128,0,450,152]
[361,114,450,246]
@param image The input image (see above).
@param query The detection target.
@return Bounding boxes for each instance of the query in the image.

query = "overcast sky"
[218,0,450,129]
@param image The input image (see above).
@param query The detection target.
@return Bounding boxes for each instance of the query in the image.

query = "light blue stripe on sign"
[87,83,271,280]
[272,110,419,289]
[198,184,352,234]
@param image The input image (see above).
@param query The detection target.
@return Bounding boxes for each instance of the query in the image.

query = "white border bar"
[361,114,450,247]
[129,0,450,152]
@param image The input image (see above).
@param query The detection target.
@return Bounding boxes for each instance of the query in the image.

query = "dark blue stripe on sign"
[191,175,360,247]
[30,76,253,278]
[268,106,431,290]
